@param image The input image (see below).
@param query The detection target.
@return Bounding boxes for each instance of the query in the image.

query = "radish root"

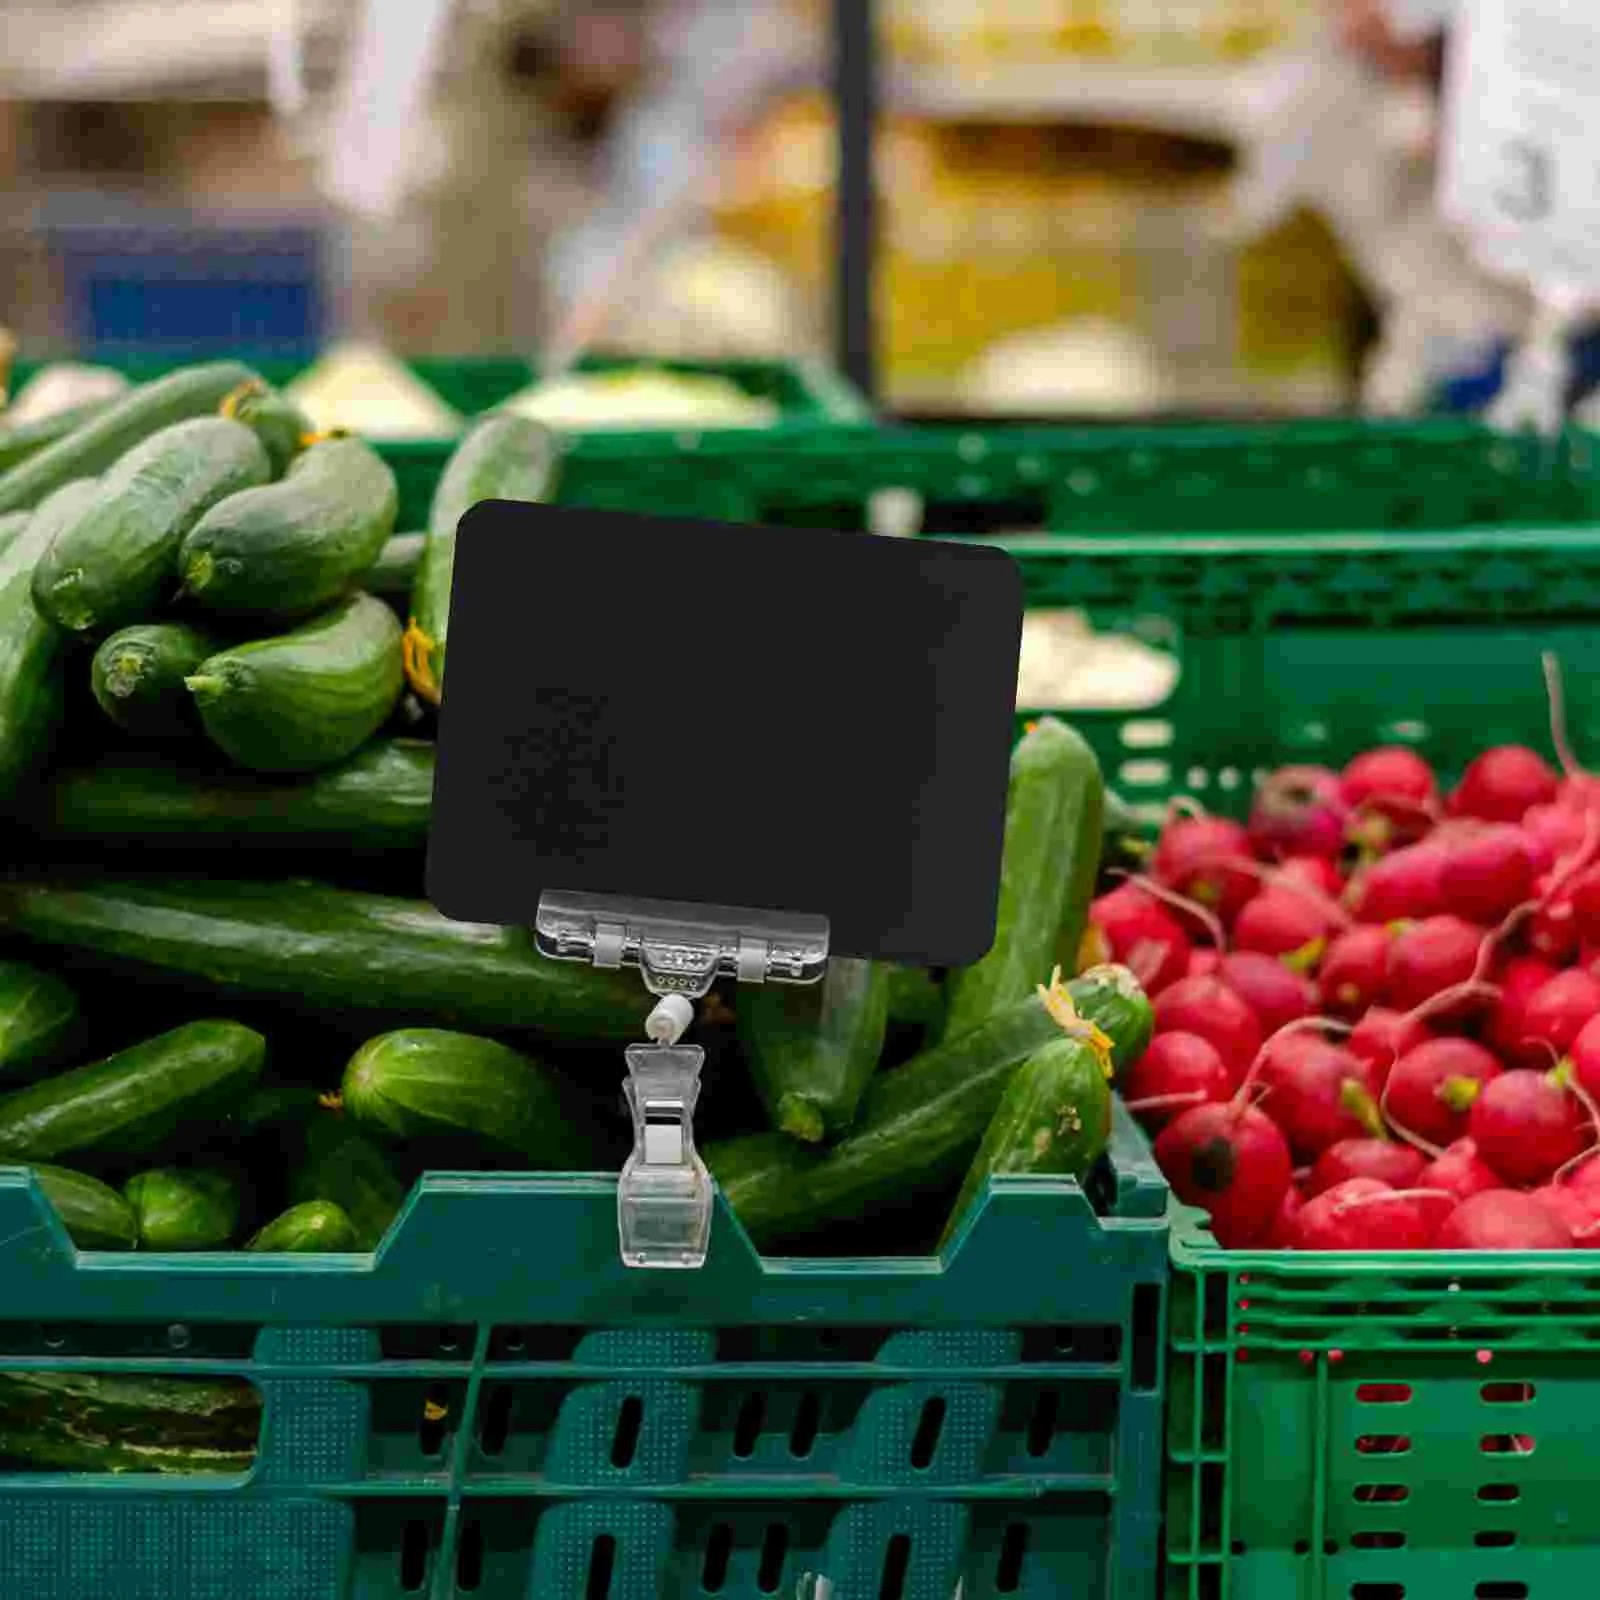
[1109,869,1227,951]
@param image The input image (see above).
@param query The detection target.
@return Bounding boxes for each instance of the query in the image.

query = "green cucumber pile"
[0,363,1153,1292]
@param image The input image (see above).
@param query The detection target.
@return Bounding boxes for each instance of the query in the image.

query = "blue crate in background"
[48,223,327,361]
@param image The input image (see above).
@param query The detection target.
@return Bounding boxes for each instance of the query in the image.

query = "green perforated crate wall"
[549,420,1600,536]
[0,1101,1167,1600]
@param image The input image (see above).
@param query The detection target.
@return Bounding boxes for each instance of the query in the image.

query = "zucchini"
[0,1370,260,1473]
[0,876,646,1042]
[706,964,1148,1248]
[342,1028,573,1166]
[248,1198,359,1252]
[0,397,116,475]
[939,1033,1113,1248]
[90,622,218,740]
[368,531,424,599]
[0,958,80,1082]
[942,718,1105,1040]
[739,957,890,1143]
[178,435,398,619]
[291,1114,406,1249]
[186,592,402,773]
[24,1162,138,1249]
[0,479,98,792]
[31,417,270,634]
[0,1019,265,1163]
[123,1166,239,1250]
[218,379,313,477]
[38,738,433,852]
[405,413,557,704]
[0,361,258,517]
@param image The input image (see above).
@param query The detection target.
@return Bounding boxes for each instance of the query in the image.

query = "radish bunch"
[1109,728,1600,1252]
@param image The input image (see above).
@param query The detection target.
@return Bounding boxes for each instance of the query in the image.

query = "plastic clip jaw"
[618,1043,711,1269]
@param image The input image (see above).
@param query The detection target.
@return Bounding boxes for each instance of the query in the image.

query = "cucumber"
[0,876,646,1042]
[0,959,80,1082]
[90,622,218,740]
[1100,788,1153,882]
[248,1198,359,1252]
[38,738,434,852]
[942,718,1105,1041]
[0,397,116,475]
[0,479,98,792]
[291,1114,406,1249]
[739,958,890,1143]
[342,1028,573,1166]
[218,379,312,477]
[939,1034,1113,1248]
[0,1019,265,1163]
[405,413,557,704]
[186,592,403,773]
[24,1162,138,1249]
[0,361,258,517]
[123,1166,240,1250]
[178,435,398,619]
[31,417,271,634]
[0,510,34,558]
[887,965,945,1033]
[705,964,1149,1248]
[0,1370,260,1472]
[368,531,424,599]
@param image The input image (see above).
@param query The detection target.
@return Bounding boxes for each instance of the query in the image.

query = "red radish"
[1153,816,1257,924]
[1343,747,1440,850]
[1187,947,1222,979]
[1570,866,1600,943]
[1564,1150,1600,1202]
[1385,916,1486,1014]
[1348,1007,1432,1080]
[1417,1138,1503,1201]
[1122,1032,1232,1129]
[1086,885,1192,996]
[1569,1013,1600,1103]
[1437,824,1536,923]
[1216,952,1314,1038]
[1249,765,1349,861]
[1559,773,1600,812]
[1292,1178,1451,1251]
[1529,1184,1600,1245]
[1449,745,1559,823]
[1263,1184,1304,1248]
[1155,1102,1293,1247]
[1257,1036,1383,1163]
[1153,976,1264,1084]
[1469,1069,1590,1187]
[1308,1138,1428,1197]
[1512,968,1600,1065]
[1280,856,1345,897]
[1320,926,1393,1017]
[1342,746,1438,810]
[1522,802,1587,872]
[1528,894,1580,965]
[1233,890,1332,963]
[1345,841,1447,923]
[1436,1189,1574,1249]
[1385,1038,1503,1149]
[1485,956,1561,1059]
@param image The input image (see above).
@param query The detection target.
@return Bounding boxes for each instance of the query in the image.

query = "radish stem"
[1109,869,1227,951]
[1543,649,1587,781]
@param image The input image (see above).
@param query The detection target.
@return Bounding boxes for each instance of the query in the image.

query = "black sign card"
[426,502,1023,967]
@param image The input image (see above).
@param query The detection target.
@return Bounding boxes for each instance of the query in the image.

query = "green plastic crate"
[980,489,1600,1600]
[550,421,1600,535]
[5,353,873,531]
[0,1101,1167,1600]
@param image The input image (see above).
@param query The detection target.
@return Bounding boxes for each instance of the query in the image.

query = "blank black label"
[426,502,1023,966]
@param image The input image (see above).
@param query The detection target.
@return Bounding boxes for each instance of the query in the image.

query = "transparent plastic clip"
[535,890,829,1269]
